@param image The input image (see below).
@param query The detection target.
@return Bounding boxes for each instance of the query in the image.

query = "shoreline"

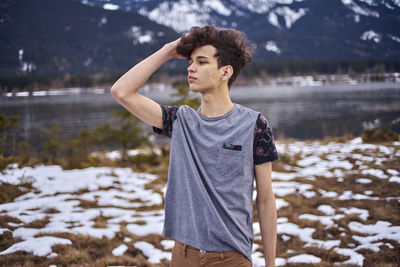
[1,72,400,98]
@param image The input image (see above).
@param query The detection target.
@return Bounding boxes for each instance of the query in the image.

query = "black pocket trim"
[222,143,242,151]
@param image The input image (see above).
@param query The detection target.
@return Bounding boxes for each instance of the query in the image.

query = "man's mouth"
[188,76,197,82]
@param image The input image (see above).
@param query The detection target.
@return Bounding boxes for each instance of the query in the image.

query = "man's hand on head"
[164,38,186,60]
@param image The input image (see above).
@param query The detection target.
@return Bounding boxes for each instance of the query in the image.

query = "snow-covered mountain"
[75,0,400,59]
[0,0,399,76]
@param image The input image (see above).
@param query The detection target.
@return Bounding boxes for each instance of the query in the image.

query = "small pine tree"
[92,110,149,161]
[40,125,64,164]
[170,82,200,109]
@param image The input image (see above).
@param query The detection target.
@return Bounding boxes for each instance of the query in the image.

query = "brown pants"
[170,240,252,267]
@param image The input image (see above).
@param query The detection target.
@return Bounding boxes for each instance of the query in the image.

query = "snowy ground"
[0,137,399,266]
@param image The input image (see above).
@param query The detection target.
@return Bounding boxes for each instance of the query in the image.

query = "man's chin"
[189,86,201,93]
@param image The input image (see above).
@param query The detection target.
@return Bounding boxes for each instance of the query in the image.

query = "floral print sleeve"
[153,105,179,137]
[253,113,279,164]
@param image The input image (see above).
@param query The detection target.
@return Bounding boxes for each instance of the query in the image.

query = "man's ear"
[221,65,233,81]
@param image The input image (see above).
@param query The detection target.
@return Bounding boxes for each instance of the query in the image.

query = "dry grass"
[0,215,22,229]
[0,182,33,204]
[1,140,399,266]
[92,214,113,229]
[23,216,50,229]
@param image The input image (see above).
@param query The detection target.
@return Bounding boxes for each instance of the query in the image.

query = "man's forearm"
[111,42,177,98]
[256,199,277,267]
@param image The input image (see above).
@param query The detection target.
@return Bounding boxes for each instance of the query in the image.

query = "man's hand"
[163,38,186,60]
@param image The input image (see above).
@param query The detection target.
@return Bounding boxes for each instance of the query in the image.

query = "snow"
[389,35,400,43]
[265,41,281,54]
[389,176,400,183]
[134,241,171,263]
[112,243,128,256]
[1,137,399,264]
[103,3,119,10]
[341,0,380,17]
[139,0,211,33]
[317,204,336,216]
[361,30,382,43]
[340,207,369,221]
[0,236,72,257]
[298,213,345,228]
[126,215,164,236]
[268,12,280,28]
[272,7,308,28]
[233,0,304,14]
[161,239,175,250]
[334,247,364,265]
[361,168,388,179]
[288,254,321,263]
[204,0,231,16]
[356,178,372,183]
[18,48,23,61]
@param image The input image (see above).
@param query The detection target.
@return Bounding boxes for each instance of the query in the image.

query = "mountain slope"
[0,0,178,76]
[0,0,399,76]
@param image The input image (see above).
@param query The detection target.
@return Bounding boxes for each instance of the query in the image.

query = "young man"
[111,25,279,267]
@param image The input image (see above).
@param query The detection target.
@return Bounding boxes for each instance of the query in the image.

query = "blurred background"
[1,0,400,159]
[1,1,400,266]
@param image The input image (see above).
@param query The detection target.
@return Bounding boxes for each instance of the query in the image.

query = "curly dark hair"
[177,25,253,88]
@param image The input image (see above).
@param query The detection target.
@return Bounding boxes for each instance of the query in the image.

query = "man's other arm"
[111,38,184,128]
[255,161,277,267]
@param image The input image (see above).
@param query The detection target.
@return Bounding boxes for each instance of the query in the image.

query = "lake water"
[1,82,399,154]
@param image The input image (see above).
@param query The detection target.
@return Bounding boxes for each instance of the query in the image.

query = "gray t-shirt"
[153,103,279,262]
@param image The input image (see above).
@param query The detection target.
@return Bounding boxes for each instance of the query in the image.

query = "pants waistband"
[175,240,238,260]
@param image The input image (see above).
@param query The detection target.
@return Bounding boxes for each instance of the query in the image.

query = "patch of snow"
[349,220,400,240]
[161,239,175,250]
[275,258,286,266]
[0,236,72,257]
[340,207,369,221]
[389,176,400,183]
[233,0,304,14]
[299,213,345,228]
[276,198,290,209]
[281,234,291,242]
[361,168,388,179]
[269,7,308,28]
[356,178,372,183]
[103,3,119,10]
[204,0,231,16]
[265,41,281,54]
[317,204,336,216]
[341,0,379,17]
[361,30,381,43]
[333,247,364,265]
[318,189,338,198]
[126,215,164,236]
[112,243,128,256]
[138,34,152,44]
[268,12,280,28]
[139,0,211,33]
[288,254,321,263]
[81,0,95,7]
[134,241,171,263]
[389,34,400,43]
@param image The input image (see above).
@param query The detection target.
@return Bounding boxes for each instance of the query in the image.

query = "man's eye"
[199,61,207,64]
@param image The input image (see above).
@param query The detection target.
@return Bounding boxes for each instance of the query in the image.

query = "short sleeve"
[153,105,179,137]
[253,113,279,164]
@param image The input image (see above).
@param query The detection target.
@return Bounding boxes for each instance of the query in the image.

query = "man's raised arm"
[111,38,184,129]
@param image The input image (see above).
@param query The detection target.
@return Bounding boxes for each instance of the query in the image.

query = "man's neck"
[199,87,234,118]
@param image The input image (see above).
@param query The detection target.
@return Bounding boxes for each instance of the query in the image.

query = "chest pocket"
[216,146,244,179]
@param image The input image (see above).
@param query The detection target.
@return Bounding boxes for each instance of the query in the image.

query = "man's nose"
[187,63,195,72]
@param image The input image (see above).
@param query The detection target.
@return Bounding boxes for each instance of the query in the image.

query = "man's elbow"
[110,84,123,100]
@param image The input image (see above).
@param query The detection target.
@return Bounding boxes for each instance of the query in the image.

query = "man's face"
[187,45,225,93]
